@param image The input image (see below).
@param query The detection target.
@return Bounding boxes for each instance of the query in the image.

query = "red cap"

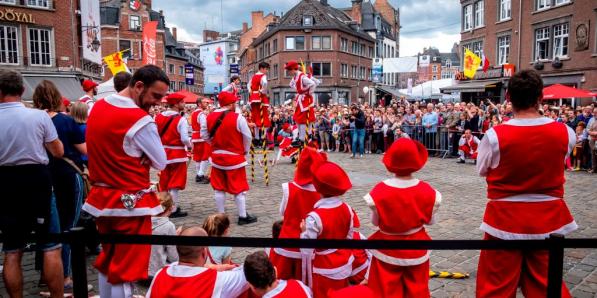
[62,98,71,108]
[284,60,299,70]
[383,138,428,176]
[276,135,284,143]
[82,80,98,92]
[311,161,351,197]
[282,123,290,131]
[218,91,238,107]
[294,147,327,185]
[165,92,185,105]
[328,286,375,298]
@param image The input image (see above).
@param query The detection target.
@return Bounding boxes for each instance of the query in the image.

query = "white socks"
[199,161,209,176]
[214,191,247,217]
[195,163,202,176]
[98,273,133,298]
[169,189,179,209]
[254,127,261,140]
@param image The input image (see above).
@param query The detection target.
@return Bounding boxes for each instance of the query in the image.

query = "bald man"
[146,226,248,297]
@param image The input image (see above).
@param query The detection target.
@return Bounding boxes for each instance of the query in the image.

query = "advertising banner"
[80,0,102,64]
[372,58,383,83]
[142,21,158,65]
[185,64,194,85]
[200,41,227,94]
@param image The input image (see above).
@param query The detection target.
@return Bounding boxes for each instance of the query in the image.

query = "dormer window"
[303,15,314,26]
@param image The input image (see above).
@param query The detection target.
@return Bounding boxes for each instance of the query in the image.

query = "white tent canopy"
[399,79,455,99]
[383,57,418,73]
[97,78,117,99]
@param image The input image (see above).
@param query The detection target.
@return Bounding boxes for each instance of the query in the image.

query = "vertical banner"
[143,21,158,65]
[80,0,102,64]
[372,58,383,83]
[185,63,195,85]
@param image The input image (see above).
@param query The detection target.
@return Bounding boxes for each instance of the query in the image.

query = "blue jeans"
[352,128,365,156]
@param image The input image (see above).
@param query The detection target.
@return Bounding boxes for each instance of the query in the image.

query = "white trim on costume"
[263,280,287,298]
[166,263,208,277]
[164,145,185,150]
[377,226,423,236]
[370,250,430,266]
[312,255,355,280]
[166,158,189,164]
[313,197,342,209]
[491,194,562,202]
[105,94,138,108]
[382,178,421,189]
[273,247,302,259]
[363,193,375,207]
[280,183,289,217]
[208,158,248,170]
[123,115,154,157]
[351,257,370,277]
[480,221,578,240]
[290,181,316,192]
[82,203,164,217]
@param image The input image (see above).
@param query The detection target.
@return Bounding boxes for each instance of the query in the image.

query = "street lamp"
[82,25,101,52]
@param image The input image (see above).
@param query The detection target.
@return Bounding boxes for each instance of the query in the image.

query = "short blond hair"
[70,102,88,124]
[157,192,174,212]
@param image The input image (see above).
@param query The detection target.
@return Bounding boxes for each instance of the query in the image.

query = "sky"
[153,0,461,57]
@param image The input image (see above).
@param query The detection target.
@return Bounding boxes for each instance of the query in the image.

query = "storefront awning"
[440,79,505,94]
[376,85,412,99]
[22,74,84,101]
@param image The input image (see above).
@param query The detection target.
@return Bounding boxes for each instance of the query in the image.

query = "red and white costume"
[78,94,95,114]
[221,82,240,98]
[348,210,371,285]
[271,148,325,280]
[83,94,166,286]
[191,107,211,177]
[249,72,270,128]
[290,71,316,140]
[458,135,480,160]
[275,135,299,163]
[261,279,312,298]
[147,262,248,298]
[206,92,253,217]
[156,110,191,192]
[476,117,577,297]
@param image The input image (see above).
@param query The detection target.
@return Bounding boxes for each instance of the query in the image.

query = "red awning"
[161,90,201,104]
[542,84,592,100]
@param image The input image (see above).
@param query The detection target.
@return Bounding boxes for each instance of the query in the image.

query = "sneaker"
[457,159,465,164]
[360,154,364,158]
[195,175,202,182]
[196,175,210,184]
[238,214,258,225]
[170,207,188,218]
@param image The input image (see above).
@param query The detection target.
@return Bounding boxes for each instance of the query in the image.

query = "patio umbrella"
[161,89,201,104]
[542,84,592,100]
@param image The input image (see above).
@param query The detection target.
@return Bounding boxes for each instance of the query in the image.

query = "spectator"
[422,103,438,154]
[350,105,366,158]
[588,110,597,173]
[0,69,64,297]
[317,109,331,152]
[148,192,178,280]
[113,71,133,93]
[243,251,312,297]
[457,129,481,164]
[69,102,89,165]
[372,110,384,153]
[202,213,233,265]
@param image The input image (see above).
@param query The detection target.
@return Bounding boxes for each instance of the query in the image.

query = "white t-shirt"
[0,102,58,166]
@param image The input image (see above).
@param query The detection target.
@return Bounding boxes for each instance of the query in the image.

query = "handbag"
[62,157,91,199]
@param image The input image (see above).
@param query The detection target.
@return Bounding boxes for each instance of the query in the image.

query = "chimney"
[251,11,264,25]
[242,22,248,33]
[172,27,177,41]
[351,0,362,24]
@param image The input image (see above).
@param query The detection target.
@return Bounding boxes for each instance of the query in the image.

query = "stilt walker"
[221,75,241,97]
[285,60,316,147]
[206,91,258,226]
[191,97,213,184]
[249,62,271,146]
[82,65,168,298]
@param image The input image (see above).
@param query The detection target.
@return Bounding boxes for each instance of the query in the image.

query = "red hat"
[311,161,351,197]
[328,286,375,298]
[383,138,428,176]
[165,92,185,105]
[276,135,284,143]
[282,123,290,131]
[62,97,71,108]
[294,147,327,185]
[218,91,238,107]
[284,60,299,70]
[82,79,98,92]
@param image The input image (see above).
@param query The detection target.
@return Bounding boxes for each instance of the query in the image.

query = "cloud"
[153,0,461,56]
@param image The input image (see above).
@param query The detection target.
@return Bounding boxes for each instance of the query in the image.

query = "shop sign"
[456,63,516,81]
[0,8,35,23]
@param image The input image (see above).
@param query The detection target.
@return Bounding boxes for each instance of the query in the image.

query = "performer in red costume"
[244,251,312,298]
[191,97,213,184]
[221,75,241,98]
[300,161,354,298]
[206,91,258,225]
[83,65,169,297]
[364,138,441,298]
[476,70,577,298]
[249,62,271,145]
[457,129,481,164]
[155,92,192,218]
[286,61,316,145]
[147,226,248,297]
[270,147,326,281]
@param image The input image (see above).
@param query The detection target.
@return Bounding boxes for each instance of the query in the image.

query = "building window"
[0,0,16,4]
[341,63,348,77]
[359,66,366,79]
[119,40,132,59]
[169,81,175,91]
[272,39,278,53]
[536,0,550,10]
[351,41,358,54]
[0,25,19,64]
[535,27,550,60]
[28,28,51,66]
[432,65,438,73]
[497,35,510,65]
[463,4,472,31]
[273,64,278,79]
[463,41,483,66]
[553,23,569,58]
[312,36,331,50]
[303,15,313,26]
[432,75,437,80]
[351,65,357,79]
[273,92,280,106]
[341,38,348,52]
[474,1,484,28]
[369,46,374,58]
[312,36,321,50]
[446,59,452,68]
[179,66,184,75]
[311,62,331,77]
[554,0,570,5]
[27,0,49,8]
[499,0,511,21]
[285,36,305,50]
[169,64,174,74]
[137,40,142,59]
[360,44,366,56]
[129,15,141,31]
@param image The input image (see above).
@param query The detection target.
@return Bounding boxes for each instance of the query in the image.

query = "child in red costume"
[364,138,442,298]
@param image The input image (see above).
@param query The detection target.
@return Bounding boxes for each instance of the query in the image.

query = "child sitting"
[148,192,179,280]
[364,138,442,298]
[243,251,312,297]
[202,213,233,265]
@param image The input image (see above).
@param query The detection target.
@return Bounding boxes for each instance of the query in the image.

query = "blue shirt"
[49,113,85,173]
[422,112,439,133]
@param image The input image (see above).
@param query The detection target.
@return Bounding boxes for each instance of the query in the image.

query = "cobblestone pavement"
[1,153,596,297]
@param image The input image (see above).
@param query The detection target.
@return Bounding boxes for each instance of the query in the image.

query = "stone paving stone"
[1,153,596,297]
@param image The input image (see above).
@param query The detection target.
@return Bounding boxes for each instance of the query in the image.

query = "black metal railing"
[3,228,595,298]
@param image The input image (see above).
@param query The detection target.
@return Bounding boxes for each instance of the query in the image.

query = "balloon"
[363,86,369,94]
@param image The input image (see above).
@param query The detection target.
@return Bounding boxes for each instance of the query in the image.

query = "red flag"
[142,21,158,65]
[482,53,490,72]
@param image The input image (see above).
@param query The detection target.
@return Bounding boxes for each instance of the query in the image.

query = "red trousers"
[459,144,478,159]
[95,216,152,284]
[269,249,302,280]
[250,103,270,128]
[192,142,211,162]
[210,167,249,195]
[367,257,430,298]
[159,162,187,191]
[476,234,572,298]
[312,274,349,298]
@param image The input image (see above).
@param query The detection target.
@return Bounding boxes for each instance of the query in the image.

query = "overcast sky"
[153,0,460,57]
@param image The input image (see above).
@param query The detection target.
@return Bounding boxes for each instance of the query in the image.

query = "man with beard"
[79,79,98,114]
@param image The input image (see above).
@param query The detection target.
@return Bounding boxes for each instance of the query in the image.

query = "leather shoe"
[238,214,258,225]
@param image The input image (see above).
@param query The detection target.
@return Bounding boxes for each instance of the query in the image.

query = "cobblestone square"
[1,153,596,297]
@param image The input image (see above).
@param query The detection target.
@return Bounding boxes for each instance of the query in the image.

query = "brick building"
[0,0,102,100]
[239,0,374,106]
[417,46,461,83]
[445,0,597,104]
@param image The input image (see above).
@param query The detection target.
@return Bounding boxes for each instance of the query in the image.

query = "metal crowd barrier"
[2,228,596,298]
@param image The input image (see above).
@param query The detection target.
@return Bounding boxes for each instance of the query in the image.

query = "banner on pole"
[463,49,481,79]
[103,51,128,75]
[185,64,195,85]
[143,21,158,65]
[80,0,102,64]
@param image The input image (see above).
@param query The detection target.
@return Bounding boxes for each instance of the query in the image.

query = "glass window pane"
[286,37,295,50]
[295,36,304,50]
[322,63,331,76]
[322,36,331,50]
[312,36,321,50]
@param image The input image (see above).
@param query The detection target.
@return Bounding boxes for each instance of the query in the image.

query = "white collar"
[383,178,420,189]
[165,262,208,277]
[505,117,553,126]
[105,94,138,109]
[263,280,287,298]
[161,110,179,116]
[214,108,229,113]
[290,181,316,191]
[314,197,342,209]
